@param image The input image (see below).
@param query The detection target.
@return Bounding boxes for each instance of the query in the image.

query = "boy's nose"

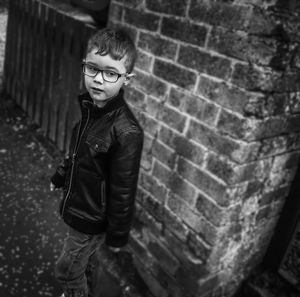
[94,71,104,84]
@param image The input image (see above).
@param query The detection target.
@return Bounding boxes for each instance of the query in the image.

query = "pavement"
[0,95,66,296]
[0,94,152,297]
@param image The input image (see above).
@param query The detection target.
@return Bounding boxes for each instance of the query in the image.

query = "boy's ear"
[124,73,135,85]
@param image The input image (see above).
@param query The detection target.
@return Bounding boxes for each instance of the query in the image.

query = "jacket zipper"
[61,109,90,215]
[101,182,106,209]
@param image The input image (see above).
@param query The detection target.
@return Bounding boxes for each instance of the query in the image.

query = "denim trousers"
[55,226,105,297]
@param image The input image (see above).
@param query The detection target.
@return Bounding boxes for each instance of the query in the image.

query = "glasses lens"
[103,70,119,83]
[83,64,97,77]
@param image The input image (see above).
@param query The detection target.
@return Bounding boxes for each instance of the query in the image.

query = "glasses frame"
[82,62,128,83]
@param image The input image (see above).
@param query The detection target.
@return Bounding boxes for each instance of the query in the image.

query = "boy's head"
[83,28,137,106]
[86,28,137,73]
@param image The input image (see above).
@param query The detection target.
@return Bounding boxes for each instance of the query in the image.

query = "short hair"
[85,28,137,73]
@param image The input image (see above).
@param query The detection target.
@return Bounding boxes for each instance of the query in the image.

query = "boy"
[50,28,144,297]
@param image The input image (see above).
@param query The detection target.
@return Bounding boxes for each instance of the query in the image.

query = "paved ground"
[0,97,66,296]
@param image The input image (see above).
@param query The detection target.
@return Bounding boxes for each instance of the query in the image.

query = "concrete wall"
[107,1,300,296]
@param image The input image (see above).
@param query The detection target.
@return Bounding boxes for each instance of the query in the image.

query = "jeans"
[55,226,105,297]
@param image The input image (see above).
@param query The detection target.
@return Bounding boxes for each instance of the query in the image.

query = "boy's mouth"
[91,87,104,93]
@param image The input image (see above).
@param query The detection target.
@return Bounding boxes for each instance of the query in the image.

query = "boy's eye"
[104,70,118,77]
[86,65,98,72]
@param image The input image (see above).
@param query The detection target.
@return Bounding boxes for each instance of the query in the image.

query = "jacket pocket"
[85,134,110,157]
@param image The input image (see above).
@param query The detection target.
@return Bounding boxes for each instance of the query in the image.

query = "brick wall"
[108,1,300,296]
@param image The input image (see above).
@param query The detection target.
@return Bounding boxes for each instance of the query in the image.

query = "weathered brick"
[149,159,198,206]
[140,172,168,204]
[134,256,169,297]
[161,17,207,47]
[153,59,197,90]
[158,125,205,167]
[186,232,212,262]
[145,0,187,16]
[231,63,282,92]
[123,7,160,31]
[143,194,165,222]
[138,32,178,60]
[279,71,300,93]
[178,45,231,80]
[167,173,197,206]
[163,229,210,277]
[135,49,153,72]
[109,3,123,22]
[256,205,272,223]
[251,116,288,140]
[187,119,260,163]
[168,88,219,126]
[152,138,177,169]
[177,157,228,207]
[128,232,149,261]
[152,265,182,297]
[205,153,266,185]
[115,0,141,8]
[163,208,189,241]
[258,186,289,207]
[124,86,146,110]
[134,110,160,136]
[288,92,300,114]
[216,109,251,140]
[205,153,236,185]
[247,6,277,35]
[272,152,300,173]
[152,159,172,188]
[286,133,300,151]
[287,114,300,134]
[133,70,168,99]
[145,96,162,118]
[208,27,278,65]
[158,104,187,133]
[244,180,265,200]
[167,193,219,245]
[244,93,288,118]
[148,240,180,276]
[196,193,225,227]
[266,168,296,189]
[135,198,163,233]
[197,76,251,114]
[189,0,249,30]
[257,135,288,158]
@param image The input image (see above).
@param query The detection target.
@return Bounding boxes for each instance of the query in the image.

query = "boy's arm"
[50,122,79,189]
[106,129,144,248]
[50,154,70,189]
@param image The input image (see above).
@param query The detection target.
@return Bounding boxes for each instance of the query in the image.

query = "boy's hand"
[108,247,121,253]
[50,182,58,191]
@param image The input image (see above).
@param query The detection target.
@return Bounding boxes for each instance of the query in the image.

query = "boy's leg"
[86,249,102,297]
[55,227,104,297]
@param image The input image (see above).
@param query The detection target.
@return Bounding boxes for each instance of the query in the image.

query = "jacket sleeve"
[105,129,144,247]
[50,154,70,188]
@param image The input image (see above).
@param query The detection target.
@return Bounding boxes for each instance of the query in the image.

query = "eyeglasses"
[82,62,128,83]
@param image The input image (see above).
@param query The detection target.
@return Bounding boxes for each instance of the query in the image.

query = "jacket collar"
[78,88,126,114]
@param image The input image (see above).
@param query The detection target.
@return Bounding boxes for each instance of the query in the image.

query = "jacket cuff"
[50,171,65,188]
[105,233,129,248]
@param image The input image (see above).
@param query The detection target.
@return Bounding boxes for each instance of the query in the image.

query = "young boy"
[50,28,143,297]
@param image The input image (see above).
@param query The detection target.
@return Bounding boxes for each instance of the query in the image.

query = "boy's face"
[84,48,132,106]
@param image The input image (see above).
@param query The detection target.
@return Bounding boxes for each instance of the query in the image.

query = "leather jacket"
[51,89,144,247]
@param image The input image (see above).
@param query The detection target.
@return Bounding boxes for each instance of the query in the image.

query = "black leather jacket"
[51,89,143,247]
